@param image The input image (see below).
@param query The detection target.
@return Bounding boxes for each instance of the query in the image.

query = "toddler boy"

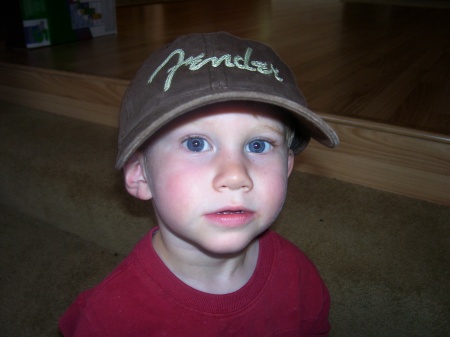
[59,32,339,337]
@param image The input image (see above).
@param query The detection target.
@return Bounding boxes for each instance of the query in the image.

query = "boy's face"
[126,102,294,256]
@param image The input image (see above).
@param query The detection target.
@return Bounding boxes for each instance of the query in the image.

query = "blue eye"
[183,137,211,152]
[247,140,271,153]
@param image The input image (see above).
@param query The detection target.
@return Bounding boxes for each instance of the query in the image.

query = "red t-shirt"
[59,228,330,336]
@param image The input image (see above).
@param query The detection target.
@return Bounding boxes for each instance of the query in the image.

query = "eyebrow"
[257,123,286,137]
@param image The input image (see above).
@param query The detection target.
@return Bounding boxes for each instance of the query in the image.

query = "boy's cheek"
[151,167,206,203]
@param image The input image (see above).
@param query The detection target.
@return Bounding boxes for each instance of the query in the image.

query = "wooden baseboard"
[1,62,449,205]
[296,116,450,205]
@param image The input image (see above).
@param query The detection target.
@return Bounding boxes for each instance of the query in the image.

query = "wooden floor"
[0,0,449,204]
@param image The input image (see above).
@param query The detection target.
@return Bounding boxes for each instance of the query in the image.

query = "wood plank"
[341,0,450,9]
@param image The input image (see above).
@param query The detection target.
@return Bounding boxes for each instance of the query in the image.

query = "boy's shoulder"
[263,229,328,299]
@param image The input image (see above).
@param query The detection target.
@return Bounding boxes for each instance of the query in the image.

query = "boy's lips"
[205,208,255,227]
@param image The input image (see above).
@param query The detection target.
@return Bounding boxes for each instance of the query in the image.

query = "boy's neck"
[152,230,260,294]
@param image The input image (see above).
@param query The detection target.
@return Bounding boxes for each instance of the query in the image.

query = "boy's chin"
[195,236,259,258]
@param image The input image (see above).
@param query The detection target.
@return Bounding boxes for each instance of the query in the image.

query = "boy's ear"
[287,149,295,177]
[123,152,152,200]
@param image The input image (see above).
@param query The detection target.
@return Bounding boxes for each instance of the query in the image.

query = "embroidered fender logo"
[148,47,284,91]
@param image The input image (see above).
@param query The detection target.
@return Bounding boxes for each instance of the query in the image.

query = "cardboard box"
[9,0,116,49]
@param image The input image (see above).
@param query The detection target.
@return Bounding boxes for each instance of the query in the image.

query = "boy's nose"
[213,154,253,192]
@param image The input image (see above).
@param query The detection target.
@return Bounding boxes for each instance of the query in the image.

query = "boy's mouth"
[206,209,255,227]
[216,210,245,215]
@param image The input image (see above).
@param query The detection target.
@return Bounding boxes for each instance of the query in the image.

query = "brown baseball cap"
[116,32,339,169]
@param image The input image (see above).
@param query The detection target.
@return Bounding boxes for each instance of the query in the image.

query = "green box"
[15,0,116,48]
